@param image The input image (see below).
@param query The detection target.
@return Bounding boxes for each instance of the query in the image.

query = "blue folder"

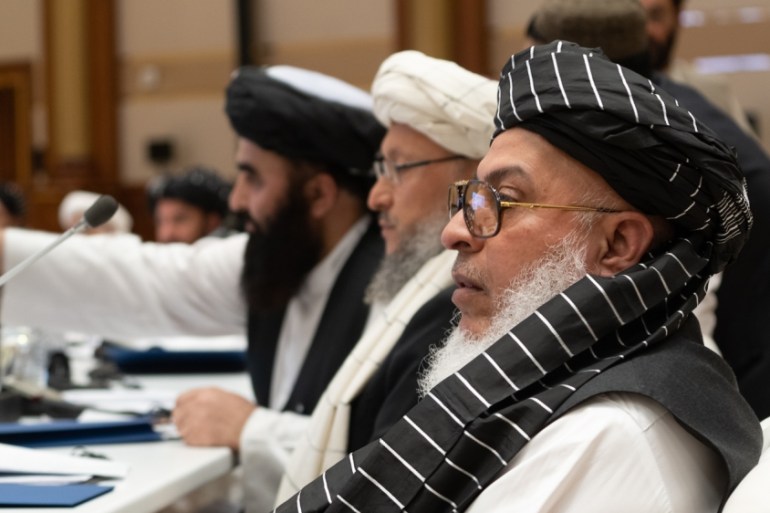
[0,483,113,507]
[0,418,161,448]
[102,343,247,374]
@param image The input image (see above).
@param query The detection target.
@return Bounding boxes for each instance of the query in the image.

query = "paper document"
[0,441,129,478]
[62,388,177,415]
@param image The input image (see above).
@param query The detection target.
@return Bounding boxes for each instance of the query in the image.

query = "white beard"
[365,214,446,305]
[417,230,590,398]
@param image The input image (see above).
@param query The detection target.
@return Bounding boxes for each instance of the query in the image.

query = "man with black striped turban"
[274,42,761,513]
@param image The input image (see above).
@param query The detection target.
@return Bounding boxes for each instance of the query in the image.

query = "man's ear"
[305,173,338,219]
[592,212,656,276]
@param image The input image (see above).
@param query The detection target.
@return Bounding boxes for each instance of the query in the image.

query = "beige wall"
[117,0,237,185]
[258,0,394,89]
[0,0,41,59]
[0,0,46,149]
[116,0,394,185]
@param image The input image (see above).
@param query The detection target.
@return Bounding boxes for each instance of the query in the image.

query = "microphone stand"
[0,195,118,421]
[0,225,87,422]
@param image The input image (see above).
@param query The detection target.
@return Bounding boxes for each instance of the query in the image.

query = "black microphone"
[82,194,119,230]
[0,194,119,288]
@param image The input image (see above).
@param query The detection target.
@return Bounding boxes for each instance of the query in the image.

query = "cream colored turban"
[372,50,497,159]
[59,190,134,233]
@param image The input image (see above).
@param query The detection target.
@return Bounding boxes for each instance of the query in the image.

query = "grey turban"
[495,41,752,272]
[226,65,385,177]
[372,50,498,159]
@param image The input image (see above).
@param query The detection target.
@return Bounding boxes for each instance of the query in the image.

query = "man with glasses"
[526,0,770,423]
[238,50,497,512]
[275,41,761,513]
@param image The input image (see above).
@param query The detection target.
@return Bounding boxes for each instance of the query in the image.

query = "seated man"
[526,0,770,420]
[0,65,385,442]
[271,50,498,510]
[179,50,496,513]
[146,165,233,243]
[274,42,762,513]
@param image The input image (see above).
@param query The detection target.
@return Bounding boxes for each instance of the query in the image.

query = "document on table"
[62,388,177,416]
[0,441,129,482]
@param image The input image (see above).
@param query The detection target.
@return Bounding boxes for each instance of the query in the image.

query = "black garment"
[246,220,384,413]
[276,319,761,513]
[654,74,770,419]
[551,318,761,505]
[348,287,456,452]
[226,67,385,178]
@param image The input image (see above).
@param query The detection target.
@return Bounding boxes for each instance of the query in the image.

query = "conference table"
[3,370,253,513]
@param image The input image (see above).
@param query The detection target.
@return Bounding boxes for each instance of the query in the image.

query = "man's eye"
[497,188,522,203]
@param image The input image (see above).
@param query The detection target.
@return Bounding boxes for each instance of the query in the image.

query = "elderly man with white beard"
[273,41,762,513]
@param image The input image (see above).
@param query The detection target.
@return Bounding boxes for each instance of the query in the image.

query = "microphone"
[0,194,119,288]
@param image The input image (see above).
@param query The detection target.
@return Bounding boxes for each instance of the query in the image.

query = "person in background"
[58,190,134,234]
[147,165,233,243]
[274,41,761,513]
[640,0,755,134]
[0,183,26,228]
[526,0,770,422]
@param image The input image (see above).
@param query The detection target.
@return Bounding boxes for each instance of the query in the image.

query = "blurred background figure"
[640,0,755,134]
[58,190,134,234]
[0,183,26,228]
[146,166,233,243]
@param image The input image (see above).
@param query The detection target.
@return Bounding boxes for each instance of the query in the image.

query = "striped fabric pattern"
[274,42,751,513]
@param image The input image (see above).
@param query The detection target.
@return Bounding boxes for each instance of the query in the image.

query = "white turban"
[58,190,133,233]
[371,50,498,159]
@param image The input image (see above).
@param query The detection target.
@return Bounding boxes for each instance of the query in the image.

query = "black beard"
[240,186,323,312]
[649,31,677,71]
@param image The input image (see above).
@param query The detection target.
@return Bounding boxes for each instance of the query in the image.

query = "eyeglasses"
[448,179,623,238]
[374,154,466,184]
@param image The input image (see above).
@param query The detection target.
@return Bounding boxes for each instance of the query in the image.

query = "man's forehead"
[477,167,533,189]
[480,128,612,198]
[382,122,447,156]
[477,129,552,185]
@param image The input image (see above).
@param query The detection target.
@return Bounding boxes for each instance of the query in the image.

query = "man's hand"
[172,387,256,450]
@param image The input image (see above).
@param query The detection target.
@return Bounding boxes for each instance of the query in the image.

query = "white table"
[3,440,234,513]
[2,370,253,512]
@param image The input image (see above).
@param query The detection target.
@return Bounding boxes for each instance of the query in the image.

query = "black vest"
[246,220,383,414]
[551,318,762,504]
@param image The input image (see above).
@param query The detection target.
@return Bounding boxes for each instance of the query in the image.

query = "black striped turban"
[225,65,385,178]
[273,43,758,513]
[496,40,752,273]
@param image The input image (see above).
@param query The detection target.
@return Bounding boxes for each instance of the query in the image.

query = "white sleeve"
[239,408,311,513]
[693,272,722,355]
[1,228,247,338]
[465,394,726,513]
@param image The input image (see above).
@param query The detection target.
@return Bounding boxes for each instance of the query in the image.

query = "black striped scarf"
[274,41,752,513]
